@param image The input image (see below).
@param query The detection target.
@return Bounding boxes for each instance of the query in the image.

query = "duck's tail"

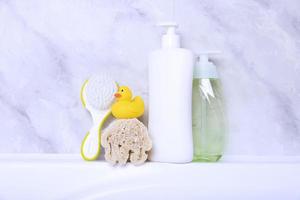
[133,96,145,117]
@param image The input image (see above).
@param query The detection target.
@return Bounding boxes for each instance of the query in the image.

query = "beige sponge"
[101,118,152,165]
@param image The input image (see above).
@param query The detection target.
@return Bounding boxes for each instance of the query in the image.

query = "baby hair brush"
[80,74,117,161]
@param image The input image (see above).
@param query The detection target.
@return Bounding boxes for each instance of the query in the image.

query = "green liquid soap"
[192,78,226,162]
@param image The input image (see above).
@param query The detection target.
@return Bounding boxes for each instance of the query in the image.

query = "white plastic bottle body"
[148,48,194,163]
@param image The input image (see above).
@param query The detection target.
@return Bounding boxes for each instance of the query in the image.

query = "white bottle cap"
[157,22,180,48]
[194,51,221,79]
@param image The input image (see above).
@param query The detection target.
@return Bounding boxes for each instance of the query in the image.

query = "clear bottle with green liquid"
[192,52,226,162]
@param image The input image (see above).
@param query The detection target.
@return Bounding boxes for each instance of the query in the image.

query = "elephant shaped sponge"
[101,118,152,165]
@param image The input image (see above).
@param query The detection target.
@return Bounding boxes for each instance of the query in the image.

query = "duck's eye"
[121,89,124,92]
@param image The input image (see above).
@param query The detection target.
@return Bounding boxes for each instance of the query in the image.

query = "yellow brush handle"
[80,111,111,161]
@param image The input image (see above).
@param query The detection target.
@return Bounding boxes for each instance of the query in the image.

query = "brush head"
[84,74,117,110]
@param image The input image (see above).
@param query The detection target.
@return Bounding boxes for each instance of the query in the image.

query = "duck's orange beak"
[114,93,122,98]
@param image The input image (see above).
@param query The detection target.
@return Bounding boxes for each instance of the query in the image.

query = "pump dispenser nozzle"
[157,22,180,48]
[195,51,222,79]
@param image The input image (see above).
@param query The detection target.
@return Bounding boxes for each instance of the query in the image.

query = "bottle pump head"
[158,22,180,48]
[194,51,221,79]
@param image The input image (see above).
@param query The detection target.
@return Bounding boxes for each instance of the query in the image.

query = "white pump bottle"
[148,22,194,163]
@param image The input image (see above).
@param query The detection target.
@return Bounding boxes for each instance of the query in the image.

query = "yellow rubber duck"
[111,86,145,119]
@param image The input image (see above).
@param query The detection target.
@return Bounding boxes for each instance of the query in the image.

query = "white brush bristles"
[85,74,117,110]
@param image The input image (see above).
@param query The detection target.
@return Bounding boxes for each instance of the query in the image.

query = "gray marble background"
[0,0,299,155]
